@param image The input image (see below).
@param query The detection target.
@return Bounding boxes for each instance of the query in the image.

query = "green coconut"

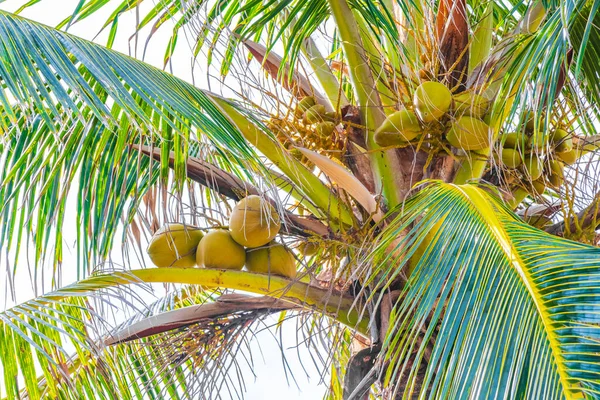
[446,116,492,150]
[303,104,326,124]
[413,81,452,123]
[551,128,573,153]
[298,241,318,257]
[557,149,578,165]
[452,92,490,118]
[296,96,316,115]
[531,179,546,196]
[527,131,548,151]
[196,229,246,270]
[547,160,564,188]
[315,121,336,137]
[522,155,544,181]
[501,132,524,149]
[501,148,522,168]
[147,223,204,268]
[374,109,423,146]
[229,195,281,248]
[246,243,297,278]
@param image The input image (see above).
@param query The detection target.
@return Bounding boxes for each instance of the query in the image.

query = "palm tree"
[1,0,600,398]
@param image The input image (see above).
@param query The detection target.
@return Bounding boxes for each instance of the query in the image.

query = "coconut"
[522,155,544,181]
[298,241,318,256]
[413,81,452,122]
[297,96,316,115]
[501,148,522,168]
[303,104,326,124]
[196,229,245,270]
[229,195,281,248]
[315,121,336,137]
[452,92,489,118]
[374,109,423,146]
[547,160,564,188]
[246,243,296,278]
[551,128,573,153]
[147,223,203,268]
[501,132,524,149]
[527,131,547,151]
[446,116,491,150]
[557,149,578,165]
[531,179,546,196]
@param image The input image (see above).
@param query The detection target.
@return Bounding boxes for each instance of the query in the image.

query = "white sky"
[0,1,329,398]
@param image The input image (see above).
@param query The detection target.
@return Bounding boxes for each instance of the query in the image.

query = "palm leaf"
[368,182,600,398]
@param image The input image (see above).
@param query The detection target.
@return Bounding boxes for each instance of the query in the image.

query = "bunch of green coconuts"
[373,81,492,151]
[146,196,298,279]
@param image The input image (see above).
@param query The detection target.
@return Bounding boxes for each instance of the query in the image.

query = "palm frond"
[367,181,600,398]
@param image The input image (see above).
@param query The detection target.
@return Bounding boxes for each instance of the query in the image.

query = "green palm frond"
[368,181,600,398]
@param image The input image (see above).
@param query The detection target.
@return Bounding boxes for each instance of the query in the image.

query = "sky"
[0,1,330,398]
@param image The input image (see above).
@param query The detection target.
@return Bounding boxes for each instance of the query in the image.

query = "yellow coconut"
[315,121,336,137]
[452,92,490,118]
[501,148,522,168]
[446,116,492,150]
[246,243,297,278]
[522,155,544,181]
[303,104,326,124]
[196,229,246,270]
[229,195,281,248]
[524,110,537,132]
[296,96,316,115]
[501,132,524,149]
[557,148,578,165]
[374,109,423,146]
[413,81,452,123]
[551,128,573,153]
[527,131,549,152]
[147,223,204,268]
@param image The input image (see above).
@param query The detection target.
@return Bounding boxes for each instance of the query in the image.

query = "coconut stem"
[124,268,370,335]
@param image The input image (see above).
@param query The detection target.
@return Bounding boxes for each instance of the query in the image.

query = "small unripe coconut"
[303,104,326,124]
[522,155,544,181]
[501,132,524,149]
[374,109,423,146]
[229,195,281,248]
[147,223,203,268]
[315,121,336,137]
[246,243,296,278]
[196,230,245,270]
[500,148,522,168]
[446,116,491,150]
[531,179,546,196]
[527,131,547,151]
[452,92,489,118]
[413,81,452,122]
[557,149,578,165]
[524,110,538,132]
[551,128,573,152]
[547,160,564,188]
[298,241,318,256]
[296,96,316,115]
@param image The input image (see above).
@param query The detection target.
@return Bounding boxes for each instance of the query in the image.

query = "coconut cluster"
[496,112,575,197]
[373,81,492,152]
[146,195,296,278]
